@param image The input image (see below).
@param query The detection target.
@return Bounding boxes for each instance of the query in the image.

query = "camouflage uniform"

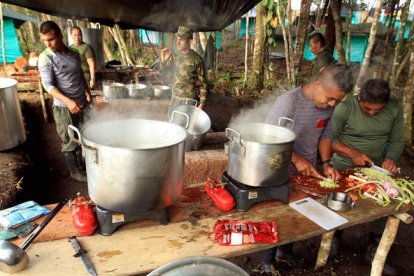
[160,26,208,119]
[311,48,334,79]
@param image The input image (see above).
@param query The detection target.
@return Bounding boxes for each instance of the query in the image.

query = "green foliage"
[262,0,278,46]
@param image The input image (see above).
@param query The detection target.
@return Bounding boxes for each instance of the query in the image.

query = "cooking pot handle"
[225,128,241,144]
[185,99,198,106]
[278,117,295,129]
[170,111,190,129]
[67,125,99,164]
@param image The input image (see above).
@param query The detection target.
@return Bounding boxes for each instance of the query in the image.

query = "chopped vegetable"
[319,178,339,189]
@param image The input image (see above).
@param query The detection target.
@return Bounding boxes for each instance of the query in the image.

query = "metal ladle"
[0,198,68,273]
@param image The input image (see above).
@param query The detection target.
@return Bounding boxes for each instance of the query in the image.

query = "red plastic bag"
[213,219,278,246]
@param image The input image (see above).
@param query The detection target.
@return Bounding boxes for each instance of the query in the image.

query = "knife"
[68,236,98,276]
[367,162,393,175]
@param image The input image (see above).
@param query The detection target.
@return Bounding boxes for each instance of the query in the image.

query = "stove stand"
[223,171,289,212]
[96,206,170,236]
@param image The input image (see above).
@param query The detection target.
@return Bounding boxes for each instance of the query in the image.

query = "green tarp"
[0,18,23,64]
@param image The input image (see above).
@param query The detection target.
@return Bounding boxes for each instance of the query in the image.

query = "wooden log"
[393,212,413,224]
[370,216,400,276]
[314,230,335,270]
[38,77,49,123]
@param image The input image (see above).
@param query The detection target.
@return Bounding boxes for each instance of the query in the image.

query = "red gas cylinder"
[70,193,98,236]
[205,179,235,212]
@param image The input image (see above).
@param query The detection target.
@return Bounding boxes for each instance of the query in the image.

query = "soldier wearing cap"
[160,26,207,118]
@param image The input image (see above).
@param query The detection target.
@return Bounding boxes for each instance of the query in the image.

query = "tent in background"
[0,7,38,63]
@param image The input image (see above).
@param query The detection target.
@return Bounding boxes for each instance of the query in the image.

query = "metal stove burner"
[223,171,289,212]
[96,206,170,236]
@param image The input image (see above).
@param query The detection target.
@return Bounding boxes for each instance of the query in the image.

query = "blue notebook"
[0,201,51,229]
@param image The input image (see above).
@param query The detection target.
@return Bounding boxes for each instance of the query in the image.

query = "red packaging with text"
[213,219,278,246]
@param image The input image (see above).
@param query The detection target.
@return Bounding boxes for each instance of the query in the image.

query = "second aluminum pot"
[225,118,296,187]
[68,119,187,212]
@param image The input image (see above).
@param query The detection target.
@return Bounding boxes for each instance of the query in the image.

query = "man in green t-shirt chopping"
[331,79,403,275]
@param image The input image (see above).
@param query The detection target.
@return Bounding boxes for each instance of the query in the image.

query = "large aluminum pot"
[125,82,152,98]
[68,119,186,212]
[170,101,211,151]
[152,85,171,99]
[0,78,26,150]
[148,256,248,276]
[102,81,127,99]
[225,118,296,187]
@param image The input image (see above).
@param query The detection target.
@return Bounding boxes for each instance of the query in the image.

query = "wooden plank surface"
[8,185,412,276]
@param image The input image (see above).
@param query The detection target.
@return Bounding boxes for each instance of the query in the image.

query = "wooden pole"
[0,3,7,67]
[370,216,399,276]
[315,230,335,270]
[243,11,250,87]
[38,77,49,123]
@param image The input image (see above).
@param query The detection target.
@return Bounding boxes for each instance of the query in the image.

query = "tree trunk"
[395,21,414,81]
[243,11,250,87]
[166,33,174,50]
[115,25,134,65]
[103,39,114,61]
[108,26,127,64]
[354,0,383,94]
[381,0,398,79]
[325,2,336,51]
[276,0,293,83]
[389,0,411,88]
[331,0,345,64]
[199,32,207,52]
[286,0,295,85]
[345,0,354,65]
[293,0,311,79]
[318,0,330,28]
[27,21,37,43]
[252,2,265,91]
[402,40,414,146]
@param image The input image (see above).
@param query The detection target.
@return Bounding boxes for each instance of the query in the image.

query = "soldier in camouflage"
[160,26,207,119]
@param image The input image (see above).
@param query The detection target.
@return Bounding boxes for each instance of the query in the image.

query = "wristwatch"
[322,159,332,166]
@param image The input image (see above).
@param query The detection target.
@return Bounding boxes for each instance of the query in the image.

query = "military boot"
[64,151,87,182]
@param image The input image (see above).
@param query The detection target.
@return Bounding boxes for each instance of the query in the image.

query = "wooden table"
[9,185,412,276]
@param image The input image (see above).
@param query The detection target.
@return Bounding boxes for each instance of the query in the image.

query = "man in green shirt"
[332,79,404,173]
[70,26,96,89]
[309,32,334,79]
[331,79,403,275]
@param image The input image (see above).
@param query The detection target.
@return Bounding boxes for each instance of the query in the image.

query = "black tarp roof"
[2,0,260,31]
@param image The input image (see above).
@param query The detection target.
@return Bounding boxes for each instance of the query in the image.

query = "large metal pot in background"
[170,102,211,151]
[152,85,171,99]
[68,119,186,212]
[102,81,127,99]
[0,78,26,150]
[225,118,296,187]
[125,82,152,98]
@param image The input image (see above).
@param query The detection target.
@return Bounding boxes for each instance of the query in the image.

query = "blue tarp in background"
[0,18,22,63]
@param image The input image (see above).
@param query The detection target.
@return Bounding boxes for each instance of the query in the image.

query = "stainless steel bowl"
[327,192,355,212]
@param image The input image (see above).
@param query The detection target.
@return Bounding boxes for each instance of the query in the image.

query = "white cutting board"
[289,197,348,230]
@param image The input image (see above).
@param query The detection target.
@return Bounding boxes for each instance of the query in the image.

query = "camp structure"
[0,6,37,63]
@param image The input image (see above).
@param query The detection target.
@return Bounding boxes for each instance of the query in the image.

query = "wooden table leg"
[314,230,335,270]
[38,76,49,123]
[370,216,400,276]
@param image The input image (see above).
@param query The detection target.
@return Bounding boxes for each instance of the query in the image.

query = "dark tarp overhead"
[2,0,261,32]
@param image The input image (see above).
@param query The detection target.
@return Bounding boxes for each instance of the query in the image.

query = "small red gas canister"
[205,179,235,212]
[70,193,98,236]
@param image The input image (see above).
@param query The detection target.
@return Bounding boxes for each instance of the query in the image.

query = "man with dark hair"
[261,64,354,272]
[309,32,334,79]
[332,79,403,172]
[70,26,96,89]
[38,21,91,182]
[331,79,403,275]
[160,25,207,119]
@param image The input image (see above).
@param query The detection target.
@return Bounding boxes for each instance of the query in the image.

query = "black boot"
[74,149,86,172]
[64,151,87,182]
